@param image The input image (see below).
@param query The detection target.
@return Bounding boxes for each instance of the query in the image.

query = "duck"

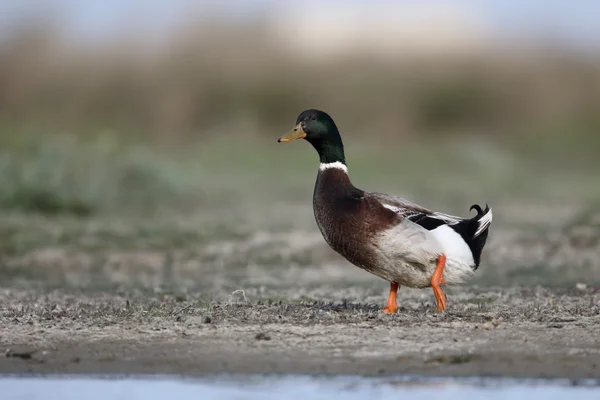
[277,109,492,313]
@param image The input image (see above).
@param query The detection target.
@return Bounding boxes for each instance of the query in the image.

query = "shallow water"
[2,375,600,400]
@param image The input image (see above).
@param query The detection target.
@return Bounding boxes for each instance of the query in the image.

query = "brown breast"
[312,168,398,272]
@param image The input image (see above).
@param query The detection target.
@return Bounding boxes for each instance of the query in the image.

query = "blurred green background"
[0,1,599,291]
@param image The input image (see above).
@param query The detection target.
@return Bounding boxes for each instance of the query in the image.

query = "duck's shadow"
[276,301,441,316]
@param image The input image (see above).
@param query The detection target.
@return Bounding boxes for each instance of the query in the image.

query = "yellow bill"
[277,124,307,143]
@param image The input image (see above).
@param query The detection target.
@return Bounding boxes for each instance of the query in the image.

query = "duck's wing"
[370,192,462,226]
[371,192,493,268]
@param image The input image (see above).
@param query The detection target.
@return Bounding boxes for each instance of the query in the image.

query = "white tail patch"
[430,225,474,265]
[474,208,493,238]
[319,161,348,173]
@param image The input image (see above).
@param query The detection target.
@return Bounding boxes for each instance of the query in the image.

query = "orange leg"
[382,282,399,314]
[431,254,447,312]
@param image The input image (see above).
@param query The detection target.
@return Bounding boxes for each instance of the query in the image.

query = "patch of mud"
[1,287,599,378]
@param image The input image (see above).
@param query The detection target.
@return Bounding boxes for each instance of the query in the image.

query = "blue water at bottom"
[1,375,599,400]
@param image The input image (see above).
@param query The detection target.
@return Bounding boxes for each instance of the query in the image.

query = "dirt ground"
[1,192,599,379]
[2,286,600,378]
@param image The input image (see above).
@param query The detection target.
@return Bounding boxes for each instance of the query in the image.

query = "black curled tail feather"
[449,204,492,269]
[470,204,484,216]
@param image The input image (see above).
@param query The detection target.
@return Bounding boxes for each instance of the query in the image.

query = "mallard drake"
[277,109,492,313]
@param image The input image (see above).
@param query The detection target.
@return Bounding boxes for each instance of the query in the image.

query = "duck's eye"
[311,115,316,120]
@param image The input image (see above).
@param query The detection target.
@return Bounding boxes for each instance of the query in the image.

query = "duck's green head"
[277,109,346,164]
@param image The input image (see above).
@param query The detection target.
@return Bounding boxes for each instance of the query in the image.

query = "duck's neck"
[307,128,346,166]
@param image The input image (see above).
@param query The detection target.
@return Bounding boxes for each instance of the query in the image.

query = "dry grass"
[1,21,599,140]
